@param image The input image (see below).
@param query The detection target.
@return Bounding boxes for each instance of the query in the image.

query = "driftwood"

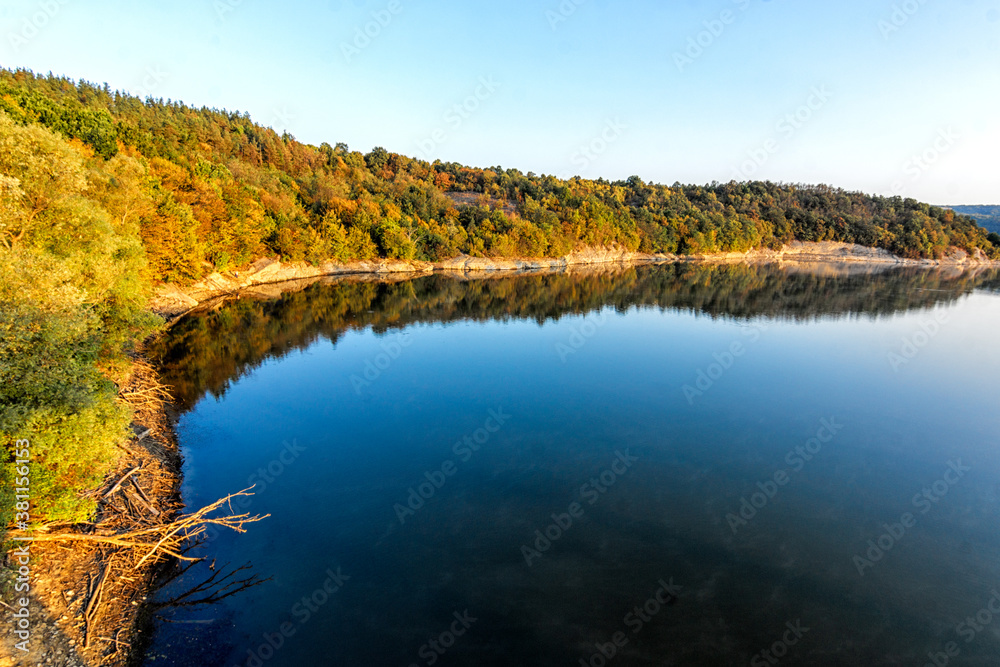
[9,488,268,659]
[101,466,142,499]
[1,353,269,665]
[129,477,154,505]
[83,563,112,648]
[124,481,159,517]
[14,489,266,566]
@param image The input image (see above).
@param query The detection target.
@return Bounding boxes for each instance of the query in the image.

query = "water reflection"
[149,262,1000,410]
[142,261,1000,666]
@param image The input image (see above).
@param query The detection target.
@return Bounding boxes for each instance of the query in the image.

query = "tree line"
[2,67,997,286]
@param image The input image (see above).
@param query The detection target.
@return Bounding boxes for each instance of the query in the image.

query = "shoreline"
[0,357,182,667]
[6,240,995,667]
[150,241,998,320]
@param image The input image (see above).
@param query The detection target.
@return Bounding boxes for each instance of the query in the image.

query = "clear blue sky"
[2,0,997,203]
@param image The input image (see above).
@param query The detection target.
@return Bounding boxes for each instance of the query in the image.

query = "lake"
[143,262,1000,666]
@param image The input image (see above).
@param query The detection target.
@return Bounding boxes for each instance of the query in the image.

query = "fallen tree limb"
[83,562,112,649]
[101,466,142,500]
[8,489,267,568]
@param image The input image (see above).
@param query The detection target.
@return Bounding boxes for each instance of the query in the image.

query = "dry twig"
[10,489,267,567]
[101,466,142,500]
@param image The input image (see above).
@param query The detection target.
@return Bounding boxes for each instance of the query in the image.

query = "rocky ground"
[150,242,997,319]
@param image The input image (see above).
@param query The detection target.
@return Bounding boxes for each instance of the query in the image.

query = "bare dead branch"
[9,489,268,570]
[101,466,142,500]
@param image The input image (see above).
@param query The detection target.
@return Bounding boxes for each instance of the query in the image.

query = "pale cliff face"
[149,243,999,319]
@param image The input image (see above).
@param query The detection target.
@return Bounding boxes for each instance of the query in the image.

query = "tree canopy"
[1,66,996,287]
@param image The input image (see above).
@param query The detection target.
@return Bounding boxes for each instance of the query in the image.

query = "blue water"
[144,264,1000,666]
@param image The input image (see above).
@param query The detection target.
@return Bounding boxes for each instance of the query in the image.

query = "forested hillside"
[1,67,997,282]
[946,205,1000,235]
[1,66,998,530]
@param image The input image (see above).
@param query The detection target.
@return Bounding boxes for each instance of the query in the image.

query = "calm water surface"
[143,263,1000,666]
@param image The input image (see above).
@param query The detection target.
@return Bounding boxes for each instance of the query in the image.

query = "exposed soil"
[149,242,999,320]
[1,358,183,667]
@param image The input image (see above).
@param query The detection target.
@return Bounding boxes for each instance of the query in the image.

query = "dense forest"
[1,67,998,281]
[1,65,998,529]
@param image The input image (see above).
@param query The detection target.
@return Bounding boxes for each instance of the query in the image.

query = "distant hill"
[1,66,998,281]
[946,206,1000,234]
